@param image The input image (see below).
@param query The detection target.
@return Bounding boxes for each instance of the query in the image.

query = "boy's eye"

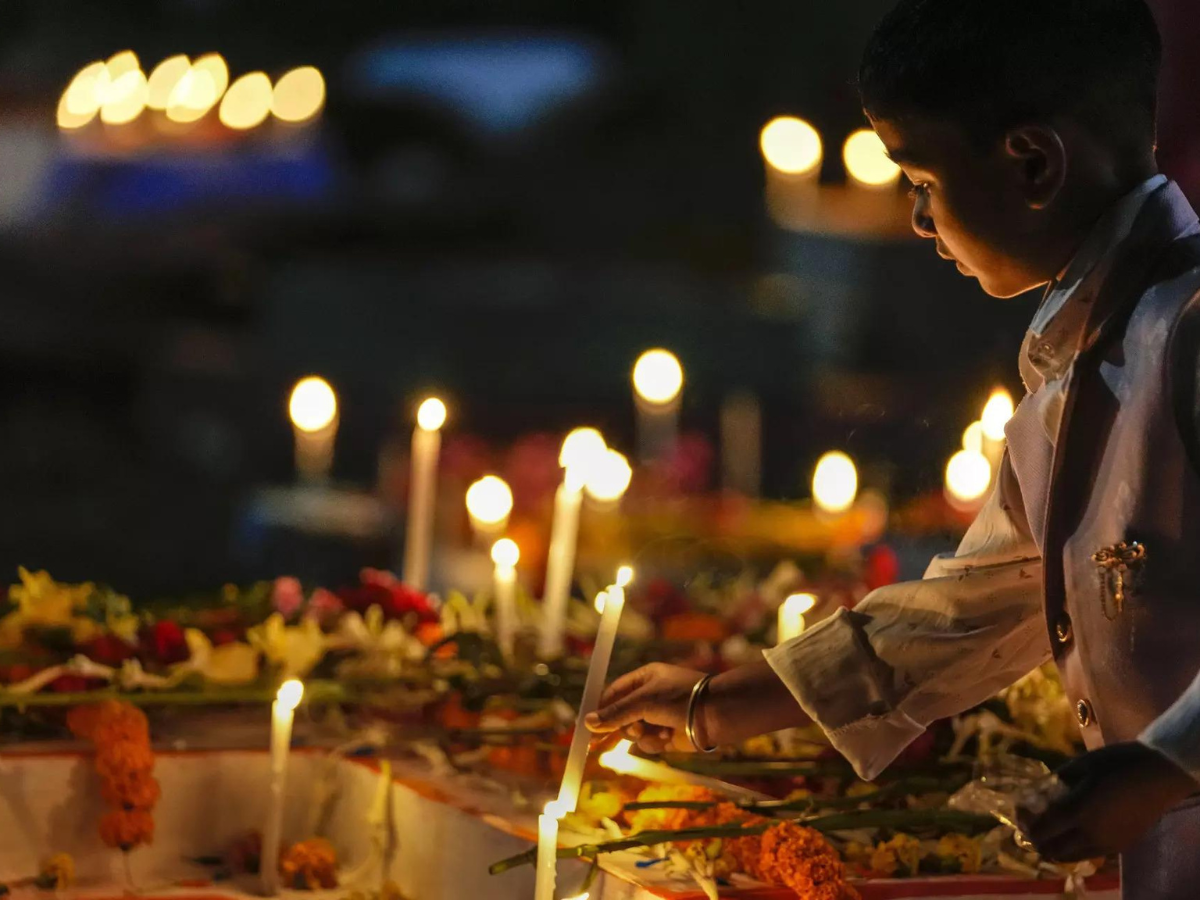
[907,182,930,201]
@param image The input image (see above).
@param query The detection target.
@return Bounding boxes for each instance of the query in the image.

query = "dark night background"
[0,0,1195,595]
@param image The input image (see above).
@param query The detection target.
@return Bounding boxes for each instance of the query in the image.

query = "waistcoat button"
[1055,614,1073,644]
[1076,699,1095,727]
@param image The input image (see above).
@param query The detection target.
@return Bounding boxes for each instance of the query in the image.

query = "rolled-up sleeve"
[764,456,1051,780]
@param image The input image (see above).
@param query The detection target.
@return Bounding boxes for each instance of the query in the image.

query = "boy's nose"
[911,194,936,238]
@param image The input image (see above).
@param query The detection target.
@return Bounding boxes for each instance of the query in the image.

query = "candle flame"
[276,679,304,711]
[583,448,632,503]
[594,590,608,614]
[812,451,858,514]
[843,128,901,188]
[416,397,447,431]
[466,475,513,526]
[783,592,817,616]
[760,116,822,176]
[615,565,634,588]
[598,739,637,774]
[632,349,684,405]
[491,538,520,567]
[962,420,984,454]
[560,427,607,471]
[981,388,1015,441]
[946,449,992,505]
[289,376,337,432]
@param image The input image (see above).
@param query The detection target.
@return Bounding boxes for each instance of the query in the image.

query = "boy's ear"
[1003,125,1067,210]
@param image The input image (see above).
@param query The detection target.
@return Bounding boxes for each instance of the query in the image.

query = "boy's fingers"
[585,689,654,733]
[636,732,670,755]
[598,667,655,709]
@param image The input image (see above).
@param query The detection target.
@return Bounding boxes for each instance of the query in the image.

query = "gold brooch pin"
[1091,541,1146,619]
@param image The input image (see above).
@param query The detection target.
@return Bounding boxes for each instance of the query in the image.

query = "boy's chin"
[972,270,1034,299]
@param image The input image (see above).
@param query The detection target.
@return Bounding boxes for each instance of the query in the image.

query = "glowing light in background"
[271,66,326,123]
[288,377,337,432]
[981,388,1015,441]
[490,538,520,568]
[945,450,992,505]
[193,53,229,101]
[104,50,140,82]
[962,421,984,454]
[220,72,273,130]
[416,397,447,431]
[100,68,148,125]
[843,129,901,188]
[57,62,108,129]
[593,590,609,614]
[616,565,635,588]
[584,449,633,503]
[166,67,219,123]
[632,349,683,405]
[760,116,823,176]
[465,475,514,527]
[146,55,190,110]
[812,451,858,514]
[560,427,608,472]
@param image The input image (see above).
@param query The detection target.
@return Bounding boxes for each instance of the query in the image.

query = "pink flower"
[272,576,305,621]
[360,568,400,588]
[304,588,344,626]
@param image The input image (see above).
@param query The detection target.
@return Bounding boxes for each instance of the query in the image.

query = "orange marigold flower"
[100,771,161,810]
[95,739,155,780]
[279,838,338,890]
[757,821,855,900]
[98,808,154,851]
[66,703,105,740]
[70,700,149,743]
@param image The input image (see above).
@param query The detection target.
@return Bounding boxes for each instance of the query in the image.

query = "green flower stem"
[488,821,771,875]
[0,682,352,707]
[801,808,997,834]
[622,800,717,811]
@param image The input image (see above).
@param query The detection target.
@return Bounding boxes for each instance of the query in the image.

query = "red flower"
[864,544,901,591]
[638,578,690,621]
[142,620,189,665]
[49,674,104,692]
[84,635,137,667]
[210,629,240,646]
[337,571,437,623]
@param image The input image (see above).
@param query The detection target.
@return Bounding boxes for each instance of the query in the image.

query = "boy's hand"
[1021,742,1198,861]
[584,663,705,754]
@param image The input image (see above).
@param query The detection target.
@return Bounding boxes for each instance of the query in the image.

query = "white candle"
[402,398,446,590]
[557,566,632,812]
[289,376,338,483]
[491,539,520,661]
[632,349,683,464]
[535,799,567,900]
[777,593,816,644]
[540,428,607,659]
[261,678,304,895]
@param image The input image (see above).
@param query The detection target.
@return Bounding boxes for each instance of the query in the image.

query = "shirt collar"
[1022,174,1168,388]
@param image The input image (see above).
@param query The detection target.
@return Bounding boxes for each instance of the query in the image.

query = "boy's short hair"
[859,0,1161,154]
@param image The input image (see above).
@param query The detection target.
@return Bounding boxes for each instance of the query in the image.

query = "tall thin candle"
[777,593,816,644]
[557,566,632,812]
[402,398,446,590]
[535,799,568,900]
[261,679,304,895]
[491,539,520,661]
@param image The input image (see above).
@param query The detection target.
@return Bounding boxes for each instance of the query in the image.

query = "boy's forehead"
[868,114,966,168]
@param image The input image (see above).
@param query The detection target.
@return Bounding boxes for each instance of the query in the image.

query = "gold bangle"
[685,674,717,753]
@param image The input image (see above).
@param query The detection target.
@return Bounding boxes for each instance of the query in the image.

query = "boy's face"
[870,115,1052,298]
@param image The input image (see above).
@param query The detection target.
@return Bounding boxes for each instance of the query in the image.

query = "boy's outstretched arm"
[589,458,1051,779]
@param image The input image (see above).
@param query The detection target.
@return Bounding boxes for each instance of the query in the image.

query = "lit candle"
[557,566,632,812]
[539,428,607,658]
[632,349,683,464]
[777,592,816,644]
[261,678,304,895]
[466,475,514,543]
[288,376,338,483]
[535,799,568,900]
[491,538,520,661]
[980,387,1014,475]
[598,739,766,802]
[402,397,446,590]
[582,448,633,509]
[812,450,858,516]
[759,116,823,226]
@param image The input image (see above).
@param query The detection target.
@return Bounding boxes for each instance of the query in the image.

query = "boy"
[587,1,1200,895]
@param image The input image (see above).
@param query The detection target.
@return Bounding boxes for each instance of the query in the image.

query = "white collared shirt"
[764,176,1182,782]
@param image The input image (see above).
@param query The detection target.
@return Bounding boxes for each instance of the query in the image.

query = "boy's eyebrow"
[884,146,920,165]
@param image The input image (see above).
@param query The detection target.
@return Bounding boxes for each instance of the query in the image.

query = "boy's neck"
[1050,156,1160,281]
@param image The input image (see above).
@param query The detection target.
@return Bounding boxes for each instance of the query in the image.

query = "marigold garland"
[67,701,158,852]
[279,838,339,890]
